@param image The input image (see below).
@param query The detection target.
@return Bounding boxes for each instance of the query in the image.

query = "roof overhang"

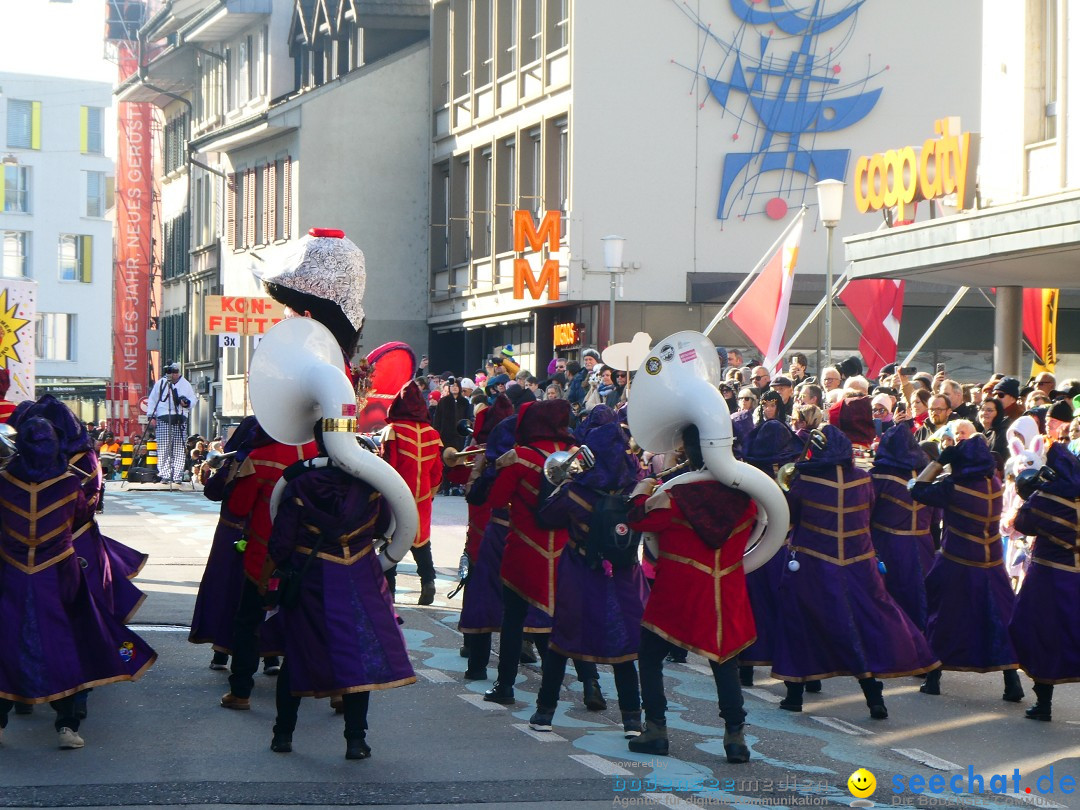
[114,46,194,106]
[191,118,295,154]
[844,191,1080,289]
[186,0,272,43]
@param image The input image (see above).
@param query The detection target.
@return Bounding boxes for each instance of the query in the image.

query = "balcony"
[186,0,271,43]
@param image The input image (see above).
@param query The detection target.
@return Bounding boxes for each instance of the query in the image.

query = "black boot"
[859,677,888,720]
[628,719,668,755]
[723,722,750,764]
[270,732,292,753]
[582,678,608,711]
[418,581,436,606]
[1026,683,1053,721]
[920,667,942,695]
[345,736,371,760]
[804,679,822,693]
[738,665,754,687]
[779,682,804,712]
[1002,669,1025,702]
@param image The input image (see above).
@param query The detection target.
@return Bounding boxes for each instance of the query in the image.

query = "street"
[2,483,1078,810]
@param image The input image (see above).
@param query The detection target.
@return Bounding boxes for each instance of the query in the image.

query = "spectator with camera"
[146,362,196,485]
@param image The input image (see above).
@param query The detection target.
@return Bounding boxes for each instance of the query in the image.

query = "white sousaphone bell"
[627,331,790,573]
[249,317,419,571]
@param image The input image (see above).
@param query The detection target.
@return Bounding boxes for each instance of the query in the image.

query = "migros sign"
[513,210,561,301]
[854,118,979,223]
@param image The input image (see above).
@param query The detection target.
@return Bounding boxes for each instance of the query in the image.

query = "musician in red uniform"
[381,381,443,605]
[626,424,757,764]
[463,397,514,562]
[219,438,318,710]
[482,399,574,705]
[0,370,17,424]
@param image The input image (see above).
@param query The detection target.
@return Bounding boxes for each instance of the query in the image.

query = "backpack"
[585,491,641,570]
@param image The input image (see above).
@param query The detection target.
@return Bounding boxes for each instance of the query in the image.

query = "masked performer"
[267,425,415,760]
[0,418,156,749]
[870,424,934,632]
[380,381,443,605]
[626,424,756,763]
[771,425,939,719]
[910,435,1023,700]
[530,405,647,737]
[1008,444,1080,721]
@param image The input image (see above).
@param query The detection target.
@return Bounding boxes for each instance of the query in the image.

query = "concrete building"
[426,0,989,380]
[1,72,115,399]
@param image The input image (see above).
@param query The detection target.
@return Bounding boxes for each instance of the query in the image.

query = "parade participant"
[1008,444,1080,720]
[0,418,156,749]
[771,425,939,718]
[482,399,575,705]
[146,363,196,485]
[267,424,416,760]
[910,433,1024,700]
[626,425,757,763]
[0,370,17,424]
[530,406,647,737]
[219,434,318,710]
[738,420,802,687]
[380,381,443,606]
[869,423,934,631]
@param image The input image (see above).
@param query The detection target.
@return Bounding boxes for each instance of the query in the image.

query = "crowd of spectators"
[84,420,225,483]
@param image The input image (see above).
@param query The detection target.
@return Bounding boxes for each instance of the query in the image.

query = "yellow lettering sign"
[513,210,562,300]
[514,258,560,301]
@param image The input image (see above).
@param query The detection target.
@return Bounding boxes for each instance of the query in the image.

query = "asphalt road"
[2,482,1078,810]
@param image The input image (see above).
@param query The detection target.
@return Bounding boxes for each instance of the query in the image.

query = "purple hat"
[873,422,928,473]
[742,420,802,473]
[1043,443,1080,498]
[10,417,68,483]
[946,434,997,479]
[573,405,641,491]
[797,424,853,471]
[17,394,92,455]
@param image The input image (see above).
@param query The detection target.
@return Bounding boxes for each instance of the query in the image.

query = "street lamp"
[815,179,845,368]
[601,235,626,347]
[1,154,17,166]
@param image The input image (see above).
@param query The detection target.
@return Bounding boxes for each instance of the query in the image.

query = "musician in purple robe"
[771,425,939,719]
[1008,443,1080,721]
[266,425,416,760]
[0,418,156,749]
[909,435,1023,700]
[869,423,934,632]
[531,405,648,738]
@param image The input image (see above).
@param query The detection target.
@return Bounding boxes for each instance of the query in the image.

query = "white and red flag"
[839,278,905,378]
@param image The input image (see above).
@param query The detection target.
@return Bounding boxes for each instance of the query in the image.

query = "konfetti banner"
[0,278,36,403]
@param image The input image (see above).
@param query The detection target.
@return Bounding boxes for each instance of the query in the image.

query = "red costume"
[487,400,573,614]
[227,440,318,583]
[0,369,16,423]
[381,383,442,548]
[628,480,758,664]
[463,396,514,560]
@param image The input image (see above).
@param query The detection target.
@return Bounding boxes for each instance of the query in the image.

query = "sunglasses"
[753,374,769,381]
[872,406,888,414]
[739,396,754,401]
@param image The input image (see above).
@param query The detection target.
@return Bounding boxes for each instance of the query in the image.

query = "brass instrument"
[654,458,692,482]
[776,428,827,492]
[542,445,596,486]
[205,450,238,470]
[443,446,486,468]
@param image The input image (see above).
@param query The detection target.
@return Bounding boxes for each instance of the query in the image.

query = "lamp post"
[815,179,845,368]
[601,235,626,348]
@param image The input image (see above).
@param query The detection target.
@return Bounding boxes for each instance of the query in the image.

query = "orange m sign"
[513,210,560,301]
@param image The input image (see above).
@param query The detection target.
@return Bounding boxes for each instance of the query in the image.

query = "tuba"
[248,317,419,571]
[627,331,789,573]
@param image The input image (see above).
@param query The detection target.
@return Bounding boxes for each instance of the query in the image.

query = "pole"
[703,206,807,338]
[608,272,616,348]
[898,286,970,367]
[773,269,851,367]
[824,223,834,368]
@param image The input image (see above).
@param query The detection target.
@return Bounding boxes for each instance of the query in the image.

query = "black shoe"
[666,650,688,664]
[459,645,469,658]
[779,683,803,712]
[345,738,371,760]
[804,679,822,693]
[582,678,607,711]
[463,669,487,681]
[920,668,942,696]
[483,682,516,705]
[723,723,750,764]
[262,657,281,676]
[869,703,889,720]
[1002,670,1025,703]
[621,711,642,738]
[270,733,292,753]
[738,665,754,687]
[1025,704,1052,721]
[418,582,436,606]
[778,699,803,712]
[528,707,555,731]
[210,652,229,671]
[1026,683,1053,720]
[628,720,668,755]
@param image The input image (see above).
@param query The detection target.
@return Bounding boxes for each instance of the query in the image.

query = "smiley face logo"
[847,768,876,798]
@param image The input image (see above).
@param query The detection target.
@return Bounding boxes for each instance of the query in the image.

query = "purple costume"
[1009,444,1080,683]
[911,438,1018,672]
[739,421,801,666]
[535,406,647,663]
[869,424,934,632]
[268,464,415,696]
[0,419,157,704]
[771,425,939,682]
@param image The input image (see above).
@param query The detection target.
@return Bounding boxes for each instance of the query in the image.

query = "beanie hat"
[1048,399,1073,424]
[993,376,1021,399]
[582,348,601,362]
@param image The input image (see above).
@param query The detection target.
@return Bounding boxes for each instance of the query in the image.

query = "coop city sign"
[853,117,979,223]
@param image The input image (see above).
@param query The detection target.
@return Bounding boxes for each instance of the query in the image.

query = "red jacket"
[227,441,318,582]
[628,480,758,663]
[487,440,569,614]
[381,420,443,547]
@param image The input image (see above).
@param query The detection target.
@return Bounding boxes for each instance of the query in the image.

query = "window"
[2,232,28,277]
[164,112,188,174]
[86,171,106,217]
[475,0,493,87]
[224,47,234,109]
[548,0,569,51]
[194,173,215,247]
[58,234,92,282]
[3,165,30,213]
[160,310,187,368]
[81,106,104,154]
[474,148,492,260]
[522,0,541,65]
[162,212,190,279]
[6,99,39,149]
[274,157,291,241]
[35,313,75,361]
[431,163,450,272]
[238,37,250,105]
[1042,0,1059,140]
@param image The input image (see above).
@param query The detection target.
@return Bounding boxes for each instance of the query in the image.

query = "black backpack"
[584,490,641,570]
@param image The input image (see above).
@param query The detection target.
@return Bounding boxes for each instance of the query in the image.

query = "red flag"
[729,209,805,369]
[838,279,905,378]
